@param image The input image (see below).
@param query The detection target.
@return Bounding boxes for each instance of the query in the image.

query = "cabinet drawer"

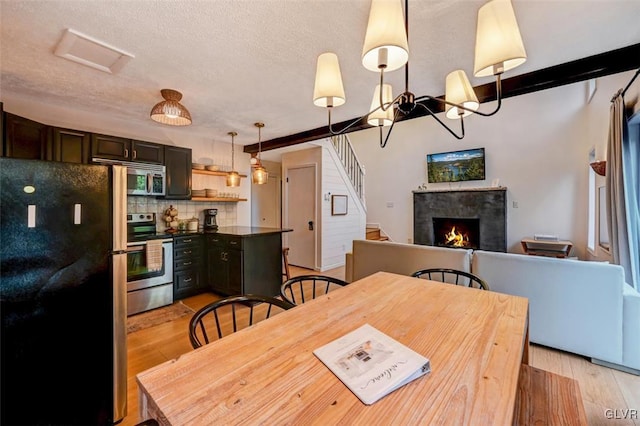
[174,257,200,271]
[207,234,243,249]
[173,235,202,248]
[174,245,202,261]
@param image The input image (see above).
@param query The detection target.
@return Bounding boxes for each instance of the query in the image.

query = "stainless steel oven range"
[126,213,173,316]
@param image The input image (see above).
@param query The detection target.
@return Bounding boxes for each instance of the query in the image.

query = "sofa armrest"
[345,252,353,283]
[623,284,640,370]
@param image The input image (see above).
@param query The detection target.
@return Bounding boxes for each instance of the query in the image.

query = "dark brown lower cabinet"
[173,234,204,300]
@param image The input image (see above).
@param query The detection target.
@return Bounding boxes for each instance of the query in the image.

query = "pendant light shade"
[313,52,346,108]
[361,0,409,72]
[252,122,269,185]
[150,89,192,126]
[474,0,527,77]
[367,84,394,126]
[445,70,479,119]
[226,131,240,187]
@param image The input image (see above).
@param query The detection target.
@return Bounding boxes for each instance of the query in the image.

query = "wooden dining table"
[136,271,529,425]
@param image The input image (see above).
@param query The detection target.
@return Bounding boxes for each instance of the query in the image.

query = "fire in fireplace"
[432,217,480,249]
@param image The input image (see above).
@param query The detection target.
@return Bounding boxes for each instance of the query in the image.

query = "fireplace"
[433,217,480,249]
[413,188,506,252]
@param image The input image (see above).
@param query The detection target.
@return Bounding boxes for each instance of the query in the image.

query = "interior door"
[286,165,316,269]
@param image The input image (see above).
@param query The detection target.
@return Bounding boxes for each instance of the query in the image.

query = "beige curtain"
[606,92,635,288]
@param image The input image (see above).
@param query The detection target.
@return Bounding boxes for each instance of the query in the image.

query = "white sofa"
[345,239,640,374]
[472,250,640,373]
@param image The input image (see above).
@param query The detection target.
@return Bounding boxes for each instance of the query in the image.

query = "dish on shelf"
[205,165,220,171]
[192,163,205,170]
[191,189,206,197]
[205,189,218,198]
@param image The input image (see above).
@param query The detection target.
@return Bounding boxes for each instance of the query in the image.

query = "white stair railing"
[330,134,365,203]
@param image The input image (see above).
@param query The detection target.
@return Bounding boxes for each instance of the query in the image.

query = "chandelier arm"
[416,103,465,140]
[379,108,402,148]
[414,74,504,117]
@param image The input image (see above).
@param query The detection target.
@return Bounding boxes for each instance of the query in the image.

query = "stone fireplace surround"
[413,187,507,252]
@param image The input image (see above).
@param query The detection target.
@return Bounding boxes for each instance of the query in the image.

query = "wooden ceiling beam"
[243,43,640,154]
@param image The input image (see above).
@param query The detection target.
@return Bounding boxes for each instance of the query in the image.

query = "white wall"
[320,143,367,269]
[2,96,252,227]
[348,71,636,259]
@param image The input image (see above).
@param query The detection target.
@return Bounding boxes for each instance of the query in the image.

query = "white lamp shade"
[252,166,269,185]
[361,0,409,72]
[367,84,394,126]
[313,52,346,108]
[474,0,527,77]
[226,171,241,187]
[445,70,479,119]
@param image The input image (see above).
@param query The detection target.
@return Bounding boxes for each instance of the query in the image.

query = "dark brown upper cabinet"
[163,145,192,199]
[91,134,164,164]
[52,128,91,164]
[131,140,164,164]
[3,113,51,160]
[91,134,131,161]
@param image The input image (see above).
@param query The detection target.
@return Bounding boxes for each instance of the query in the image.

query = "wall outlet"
[386,202,394,208]
[407,238,412,244]
[512,201,519,208]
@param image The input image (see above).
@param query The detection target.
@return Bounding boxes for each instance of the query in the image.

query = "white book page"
[313,324,431,405]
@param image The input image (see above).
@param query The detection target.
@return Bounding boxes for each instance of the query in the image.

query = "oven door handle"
[146,173,153,194]
[126,245,146,253]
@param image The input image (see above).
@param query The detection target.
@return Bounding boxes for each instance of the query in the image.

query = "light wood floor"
[122,265,639,426]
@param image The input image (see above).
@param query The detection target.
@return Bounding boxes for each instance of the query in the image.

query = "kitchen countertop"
[156,226,293,239]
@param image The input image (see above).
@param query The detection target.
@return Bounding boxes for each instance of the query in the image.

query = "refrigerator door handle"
[113,252,128,422]
[112,165,128,252]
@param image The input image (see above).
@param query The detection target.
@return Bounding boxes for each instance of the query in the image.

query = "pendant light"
[226,131,241,187]
[252,122,268,185]
[150,89,192,126]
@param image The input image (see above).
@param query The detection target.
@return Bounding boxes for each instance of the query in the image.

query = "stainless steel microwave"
[126,164,165,196]
[91,158,166,196]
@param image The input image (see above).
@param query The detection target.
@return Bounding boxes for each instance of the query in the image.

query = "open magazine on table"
[313,323,431,405]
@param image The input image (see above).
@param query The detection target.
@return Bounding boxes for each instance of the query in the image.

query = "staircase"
[366,226,389,241]
[330,134,365,204]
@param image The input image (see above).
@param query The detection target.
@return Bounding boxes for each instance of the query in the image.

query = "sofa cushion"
[351,240,472,282]
[472,250,624,365]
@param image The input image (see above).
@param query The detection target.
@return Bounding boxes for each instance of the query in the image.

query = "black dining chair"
[411,268,489,290]
[280,275,349,305]
[188,294,294,348]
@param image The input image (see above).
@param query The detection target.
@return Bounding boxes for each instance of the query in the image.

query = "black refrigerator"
[1,158,128,425]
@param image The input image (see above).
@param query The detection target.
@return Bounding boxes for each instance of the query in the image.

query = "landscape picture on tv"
[426,148,485,183]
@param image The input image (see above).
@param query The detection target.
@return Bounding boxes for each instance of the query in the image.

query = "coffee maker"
[203,208,218,231]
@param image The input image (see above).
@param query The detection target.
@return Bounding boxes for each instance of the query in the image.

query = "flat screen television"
[426,147,485,183]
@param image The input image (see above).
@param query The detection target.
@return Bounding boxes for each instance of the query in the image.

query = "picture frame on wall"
[331,195,348,216]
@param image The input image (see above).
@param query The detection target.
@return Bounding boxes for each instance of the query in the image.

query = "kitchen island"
[204,227,291,297]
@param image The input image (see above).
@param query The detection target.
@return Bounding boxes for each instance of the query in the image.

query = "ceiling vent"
[54,28,134,74]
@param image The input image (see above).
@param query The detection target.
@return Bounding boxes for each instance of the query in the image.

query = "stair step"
[366,227,388,241]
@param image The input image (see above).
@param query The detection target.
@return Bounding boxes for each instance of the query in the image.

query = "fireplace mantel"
[412,186,507,194]
[413,187,507,252]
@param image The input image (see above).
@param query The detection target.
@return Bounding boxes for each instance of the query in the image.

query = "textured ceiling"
[2,0,640,151]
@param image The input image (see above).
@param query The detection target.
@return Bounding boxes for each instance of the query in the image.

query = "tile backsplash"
[127,196,238,232]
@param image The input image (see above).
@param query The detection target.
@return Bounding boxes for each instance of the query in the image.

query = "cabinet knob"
[184,278,192,283]
[183,261,192,266]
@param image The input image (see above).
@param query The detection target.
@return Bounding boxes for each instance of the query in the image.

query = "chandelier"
[252,122,268,185]
[313,0,527,147]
